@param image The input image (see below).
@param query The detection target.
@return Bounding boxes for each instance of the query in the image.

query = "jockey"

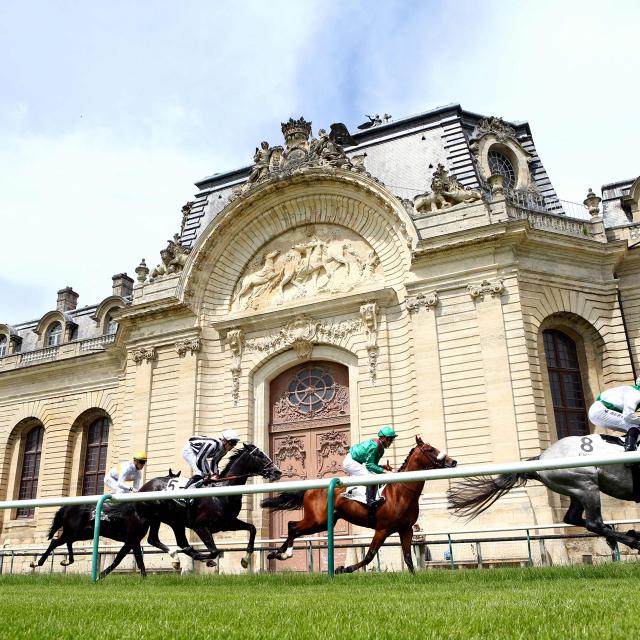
[103,452,147,493]
[342,426,396,517]
[588,377,640,452]
[182,429,240,488]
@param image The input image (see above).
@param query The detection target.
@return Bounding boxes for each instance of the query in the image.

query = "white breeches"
[103,476,131,494]
[589,401,633,434]
[342,453,369,477]
[182,443,201,475]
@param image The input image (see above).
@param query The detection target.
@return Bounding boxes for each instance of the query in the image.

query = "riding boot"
[184,474,203,489]
[366,485,384,527]
[624,427,640,453]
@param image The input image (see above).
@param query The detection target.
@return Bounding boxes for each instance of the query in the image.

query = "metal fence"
[2,450,640,580]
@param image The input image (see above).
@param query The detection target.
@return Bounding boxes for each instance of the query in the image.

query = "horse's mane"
[220,444,255,476]
[397,446,416,472]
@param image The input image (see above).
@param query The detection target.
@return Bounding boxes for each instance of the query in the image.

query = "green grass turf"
[0,564,637,639]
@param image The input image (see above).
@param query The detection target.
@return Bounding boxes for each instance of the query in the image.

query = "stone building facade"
[1,104,639,572]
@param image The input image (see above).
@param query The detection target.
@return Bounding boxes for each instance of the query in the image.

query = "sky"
[1,0,639,325]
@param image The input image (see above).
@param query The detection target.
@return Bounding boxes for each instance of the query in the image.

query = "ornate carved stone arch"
[177,170,417,320]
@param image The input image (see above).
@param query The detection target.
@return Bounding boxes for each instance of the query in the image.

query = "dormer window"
[0,335,7,357]
[488,149,516,190]
[105,311,118,335]
[46,321,63,347]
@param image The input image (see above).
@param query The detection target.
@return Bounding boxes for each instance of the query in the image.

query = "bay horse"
[139,443,282,569]
[29,502,150,578]
[447,433,640,552]
[261,436,456,573]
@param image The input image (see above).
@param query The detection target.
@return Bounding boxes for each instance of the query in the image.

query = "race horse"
[139,443,282,569]
[447,433,640,552]
[261,436,457,573]
[29,502,150,578]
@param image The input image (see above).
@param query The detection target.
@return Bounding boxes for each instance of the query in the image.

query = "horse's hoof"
[206,559,217,568]
[29,562,37,569]
[266,552,277,560]
[335,566,345,574]
[241,558,249,569]
[172,562,181,571]
[60,560,71,567]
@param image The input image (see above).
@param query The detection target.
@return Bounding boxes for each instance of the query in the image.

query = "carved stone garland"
[227,329,244,406]
[360,301,379,384]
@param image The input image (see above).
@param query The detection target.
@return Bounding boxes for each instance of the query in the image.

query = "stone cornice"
[112,298,195,323]
[211,286,397,334]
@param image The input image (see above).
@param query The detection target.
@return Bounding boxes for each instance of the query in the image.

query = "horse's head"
[234,444,282,481]
[168,468,181,478]
[414,436,457,469]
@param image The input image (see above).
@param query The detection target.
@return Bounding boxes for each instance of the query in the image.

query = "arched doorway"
[269,360,351,571]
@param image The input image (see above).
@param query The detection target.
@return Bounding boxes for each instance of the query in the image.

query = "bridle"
[419,443,450,469]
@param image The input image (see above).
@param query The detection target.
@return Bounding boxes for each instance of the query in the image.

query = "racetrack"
[0,564,638,639]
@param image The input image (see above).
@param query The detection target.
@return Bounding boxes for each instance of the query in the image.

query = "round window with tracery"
[287,366,337,414]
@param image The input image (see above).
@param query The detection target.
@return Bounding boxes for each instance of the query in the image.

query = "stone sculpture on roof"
[413,163,483,213]
[230,117,367,201]
[149,233,192,281]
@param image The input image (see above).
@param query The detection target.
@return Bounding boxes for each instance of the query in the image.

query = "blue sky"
[1,1,639,324]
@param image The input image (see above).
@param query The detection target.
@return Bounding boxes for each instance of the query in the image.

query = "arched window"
[17,425,44,518]
[0,335,7,357]
[543,329,589,439]
[105,311,118,335]
[46,321,63,347]
[82,417,110,495]
[488,149,516,190]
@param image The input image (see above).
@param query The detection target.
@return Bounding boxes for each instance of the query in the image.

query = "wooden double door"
[269,361,351,571]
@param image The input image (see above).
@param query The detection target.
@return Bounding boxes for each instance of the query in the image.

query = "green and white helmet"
[378,425,397,439]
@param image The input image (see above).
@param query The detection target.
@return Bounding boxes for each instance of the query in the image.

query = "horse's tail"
[47,507,66,539]
[260,491,305,512]
[447,457,541,521]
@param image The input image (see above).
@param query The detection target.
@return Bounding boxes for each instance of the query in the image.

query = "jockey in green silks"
[342,426,397,519]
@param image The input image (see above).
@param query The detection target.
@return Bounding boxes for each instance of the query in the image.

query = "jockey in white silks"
[182,429,240,488]
[588,378,640,452]
[104,451,148,493]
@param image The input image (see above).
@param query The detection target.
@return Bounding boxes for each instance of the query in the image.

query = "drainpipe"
[614,272,638,382]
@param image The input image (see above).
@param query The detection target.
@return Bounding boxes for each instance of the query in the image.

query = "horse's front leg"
[581,490,640,551]
[146,520,182,570]
[100,542,132,579]
[192,525,221,564]
[223,517,256,569]
[398,526,415,574]
[336,528,391,574]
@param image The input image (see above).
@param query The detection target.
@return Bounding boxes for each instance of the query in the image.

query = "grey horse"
[447,434,640,551]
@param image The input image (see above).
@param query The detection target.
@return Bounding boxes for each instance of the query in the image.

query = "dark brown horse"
[261,436,456,573]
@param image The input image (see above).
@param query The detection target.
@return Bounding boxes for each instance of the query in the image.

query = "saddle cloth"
[341,485,384,505]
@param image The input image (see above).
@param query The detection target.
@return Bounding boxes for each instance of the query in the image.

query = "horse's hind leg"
[267,518,329,561]
[30,535,68,568]
[60,540,75,566]
[336,528,391,574]
[563,496,586,528]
